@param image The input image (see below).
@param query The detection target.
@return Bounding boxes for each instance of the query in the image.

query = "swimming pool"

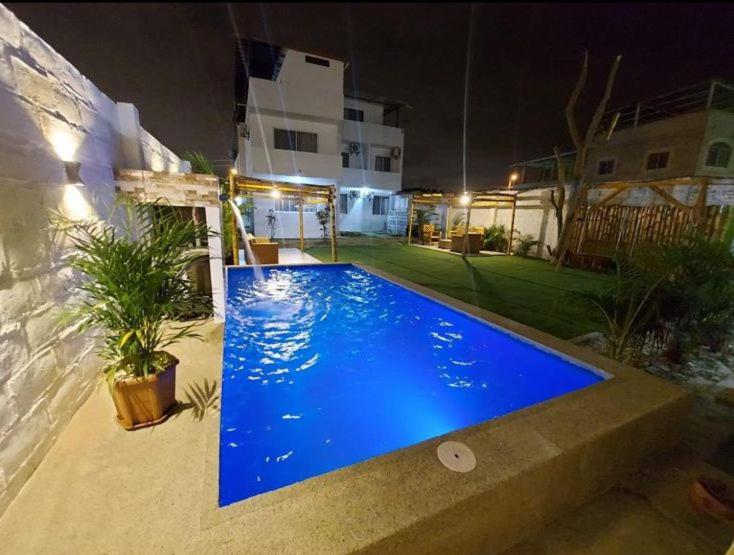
[219,264,606,507]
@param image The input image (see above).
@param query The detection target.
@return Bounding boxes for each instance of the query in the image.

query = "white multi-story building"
[233,40,408,238]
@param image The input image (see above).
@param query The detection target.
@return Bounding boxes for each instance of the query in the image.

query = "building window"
[597,158,615,176]
[372,195,389,215]
[273,198,319,213]
[342,152,350,168]
[305,55,330,67]
[391,195,408,211]
[274,129,318,153]
[375,156,392,172]
[706,142,731,168]
[339,193,348,214]
[646,150,670,170]
[344,108,364,122]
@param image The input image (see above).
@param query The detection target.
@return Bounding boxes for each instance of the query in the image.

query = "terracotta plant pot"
[689,478,734,521]
[111,356,179,430]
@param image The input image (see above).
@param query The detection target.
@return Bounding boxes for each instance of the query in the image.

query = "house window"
[646,150,670,170]
[339,193,348,214]
[273,199,318,213]
[597,158,615,176]
[391,195,408,211]
[274,129,318,153]
[342,152,350,168]
[344,108,364,122]
[372,195,389,215]
[706,142,731,168]
[305,55,330,67]
[375,156,392,172]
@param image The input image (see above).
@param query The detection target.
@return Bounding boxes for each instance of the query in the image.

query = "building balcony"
[340,167,401,192]
[342,120,404,147]
[248,147,341,182]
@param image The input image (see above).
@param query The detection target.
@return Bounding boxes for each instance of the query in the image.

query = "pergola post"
[229,172,239,266]
[507,195,517,255]
[407,197,414,244]
[298,198,305,252]
[462,198,473,256]
[329,186,338,262]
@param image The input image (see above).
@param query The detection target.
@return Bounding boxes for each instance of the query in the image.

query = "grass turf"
[306,244,613,339]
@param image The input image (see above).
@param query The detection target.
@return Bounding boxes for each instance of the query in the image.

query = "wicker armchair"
[421,224,441,245]
[449,226,484,254]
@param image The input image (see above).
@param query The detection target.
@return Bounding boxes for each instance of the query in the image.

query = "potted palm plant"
[55,201,212,430]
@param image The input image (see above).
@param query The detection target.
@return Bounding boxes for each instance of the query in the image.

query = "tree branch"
[553,146,566,187]
[582,54,622,154]
[565,50,588,151]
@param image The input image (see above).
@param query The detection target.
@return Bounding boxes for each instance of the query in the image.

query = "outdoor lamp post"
[507,172,519,189]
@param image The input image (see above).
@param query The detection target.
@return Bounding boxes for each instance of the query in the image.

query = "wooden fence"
[567,204,732,270]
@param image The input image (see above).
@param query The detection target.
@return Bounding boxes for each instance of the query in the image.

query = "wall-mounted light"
[230,167,238,176]
[270,188,281,199]
[65,161,83,187]
[50,129,79,162]
[459,192,471,206]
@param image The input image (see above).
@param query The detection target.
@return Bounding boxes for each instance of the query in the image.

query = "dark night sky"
[8,3,734,190]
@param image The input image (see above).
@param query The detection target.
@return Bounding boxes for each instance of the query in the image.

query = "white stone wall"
[0,3,185,516]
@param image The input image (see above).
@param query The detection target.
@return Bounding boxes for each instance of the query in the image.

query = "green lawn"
[306,244,614,339]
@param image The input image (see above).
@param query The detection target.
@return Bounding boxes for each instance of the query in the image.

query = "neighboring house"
[511,79,734,191]
[489,79,734,259]
[233,39,409,238]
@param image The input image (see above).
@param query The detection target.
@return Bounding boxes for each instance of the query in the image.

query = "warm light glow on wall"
[270,188,281,199]
[459,193,471,206]
[49,129,79,162]
[230,168,238,176]
[62,184,91,220]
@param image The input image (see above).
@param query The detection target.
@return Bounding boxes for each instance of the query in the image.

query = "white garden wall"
[0,3,187,516]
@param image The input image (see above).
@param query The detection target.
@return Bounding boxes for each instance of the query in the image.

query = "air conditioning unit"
[349,142,361,155]
[390,146,402,160]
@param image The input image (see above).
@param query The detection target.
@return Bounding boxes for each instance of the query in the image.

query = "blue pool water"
[219,264,605,506]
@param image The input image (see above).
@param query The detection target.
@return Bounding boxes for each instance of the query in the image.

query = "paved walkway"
[236,247,322,266]
[503,453,734,554]
[278,247,322,264]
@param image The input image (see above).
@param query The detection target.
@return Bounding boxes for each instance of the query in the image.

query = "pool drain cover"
[437,441,476,473]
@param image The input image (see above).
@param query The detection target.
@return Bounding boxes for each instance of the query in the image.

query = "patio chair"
[421,224,440,246]
[449,226,484,254]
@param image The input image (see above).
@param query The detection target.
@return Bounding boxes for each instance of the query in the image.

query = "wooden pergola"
[407,190,518,254]
[228,174,338,264]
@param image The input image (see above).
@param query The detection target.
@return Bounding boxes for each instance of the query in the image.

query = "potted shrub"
[55,201,212,430]
[689,477,734,521]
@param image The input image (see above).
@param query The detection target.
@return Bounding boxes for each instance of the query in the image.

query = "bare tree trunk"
[548,147,567,258]
[553,52,622,268]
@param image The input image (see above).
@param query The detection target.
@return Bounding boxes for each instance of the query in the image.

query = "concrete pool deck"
[0,265,713,554]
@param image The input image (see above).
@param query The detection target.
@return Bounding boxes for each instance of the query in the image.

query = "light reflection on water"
[219,264,604,506]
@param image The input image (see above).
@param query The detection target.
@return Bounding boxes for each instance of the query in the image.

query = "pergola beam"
[229,176,338,263]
